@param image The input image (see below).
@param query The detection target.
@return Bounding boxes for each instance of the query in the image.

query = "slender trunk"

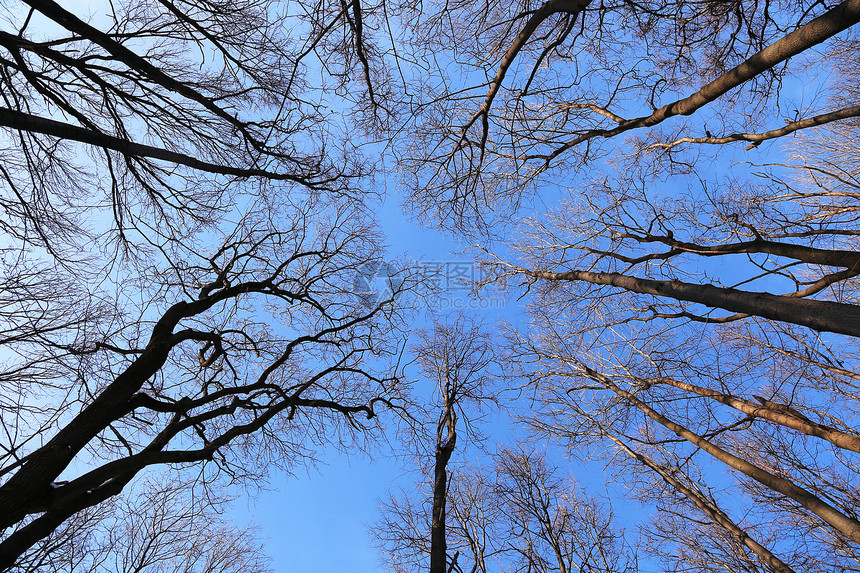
[605,433,797,573]
[431,441,454,573]
[431,393,457,573]
[575,361,860,543]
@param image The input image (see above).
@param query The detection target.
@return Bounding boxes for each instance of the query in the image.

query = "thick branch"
[0,107,321,185]
[21,0,252,140]
[630,0,860,127]
[522,268,860,337]
[629,236,860,270]
[540,0,860,160]
[0,288,239,527]
[575,362,860,544]
[651,377,860,454]
[474,0,591,128]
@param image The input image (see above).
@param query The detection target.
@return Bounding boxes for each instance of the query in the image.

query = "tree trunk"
[431,439,454,573]
[526,269,860,337]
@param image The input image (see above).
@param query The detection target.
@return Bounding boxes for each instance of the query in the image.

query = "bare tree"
[15,477,271,573]
[507,210,860,568]
[418,315,496,573]
[0,198,413,569]
[1,0,396,256]
[377,314,496,573]
[0,0,410,568]
[494,448,636,573]
[397,0,860,230]
[376,315,637,573]
[394,0,860,569]
[378,447,636,573]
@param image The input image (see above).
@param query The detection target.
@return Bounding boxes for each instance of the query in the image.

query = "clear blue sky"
[224,126,812,573]
[29,2,826,570]
[229,181,506,573]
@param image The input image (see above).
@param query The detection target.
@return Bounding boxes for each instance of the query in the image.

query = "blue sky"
[224,171,529,572]
[222,94,784,573]
[221,115,822,573]
[223,179,641,571]
[232,450,405,572]
[8,2,849,570]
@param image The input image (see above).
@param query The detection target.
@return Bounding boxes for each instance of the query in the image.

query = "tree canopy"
[386,1,860,572]
[0,0,409,568]
[2,0,860,571]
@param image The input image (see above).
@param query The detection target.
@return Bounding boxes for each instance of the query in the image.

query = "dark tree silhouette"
[0,0,407,568]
